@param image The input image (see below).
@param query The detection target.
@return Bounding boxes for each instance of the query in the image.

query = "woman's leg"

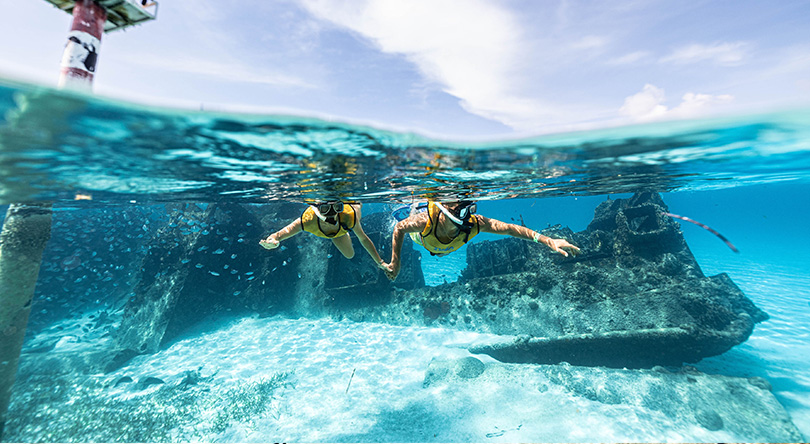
[331,234,355,259]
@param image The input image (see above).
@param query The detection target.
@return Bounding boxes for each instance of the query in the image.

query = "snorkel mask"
[435,201,477,232]
[312,201,344,223]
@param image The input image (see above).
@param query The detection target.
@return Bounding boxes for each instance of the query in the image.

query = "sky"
[1,0,810,138]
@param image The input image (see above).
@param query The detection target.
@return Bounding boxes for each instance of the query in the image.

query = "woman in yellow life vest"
[260,201,386,268]
[381,200,580,281]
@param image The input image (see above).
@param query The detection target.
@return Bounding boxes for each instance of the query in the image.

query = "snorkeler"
[382,200,580,281]
[260,201,387,269]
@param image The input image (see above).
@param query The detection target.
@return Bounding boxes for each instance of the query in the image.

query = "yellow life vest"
[415,201,479,255]
[300,204,356,239]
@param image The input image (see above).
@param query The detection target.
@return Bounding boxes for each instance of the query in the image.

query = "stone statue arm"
[259,219,302,250]
[384,212,428,280]
[477,215,580,257]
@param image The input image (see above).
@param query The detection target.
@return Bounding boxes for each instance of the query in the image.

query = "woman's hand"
[381,261,399,281]
[259,236,280,250]
[546,238,580,257]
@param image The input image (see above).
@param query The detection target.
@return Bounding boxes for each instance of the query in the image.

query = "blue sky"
[1,0,809,138]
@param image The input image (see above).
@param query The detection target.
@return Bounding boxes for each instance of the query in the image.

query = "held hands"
[259,236,280,250]
[380,261,399,281]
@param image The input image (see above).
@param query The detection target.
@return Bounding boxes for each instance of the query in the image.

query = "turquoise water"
[2,78,810,205]
[2,77,810,442]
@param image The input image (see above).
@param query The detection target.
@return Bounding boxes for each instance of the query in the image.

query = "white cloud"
[620,84,734,121]
[620,84,668,121]
[660,42,749,66]
[297,0,558,131]
[670,92,734,117]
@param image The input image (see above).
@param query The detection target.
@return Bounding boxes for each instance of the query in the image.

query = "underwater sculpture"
[464,192,766,367]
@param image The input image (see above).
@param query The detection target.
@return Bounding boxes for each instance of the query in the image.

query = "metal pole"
[57,0,107,90]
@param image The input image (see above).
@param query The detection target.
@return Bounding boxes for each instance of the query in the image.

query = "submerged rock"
[110,202,306,368]
[135,376,165,390]
[112,376,133,387]
[454,356,486,379]
[424,356,486,386]
[465,193,767,367]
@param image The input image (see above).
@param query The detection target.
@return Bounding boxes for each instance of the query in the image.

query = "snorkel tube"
[434,202,465,226]
[311,205,328,221]
[311,204,338,224]
[434,201,475,233]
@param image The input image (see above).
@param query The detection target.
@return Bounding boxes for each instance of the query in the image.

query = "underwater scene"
[1,77,810,442]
